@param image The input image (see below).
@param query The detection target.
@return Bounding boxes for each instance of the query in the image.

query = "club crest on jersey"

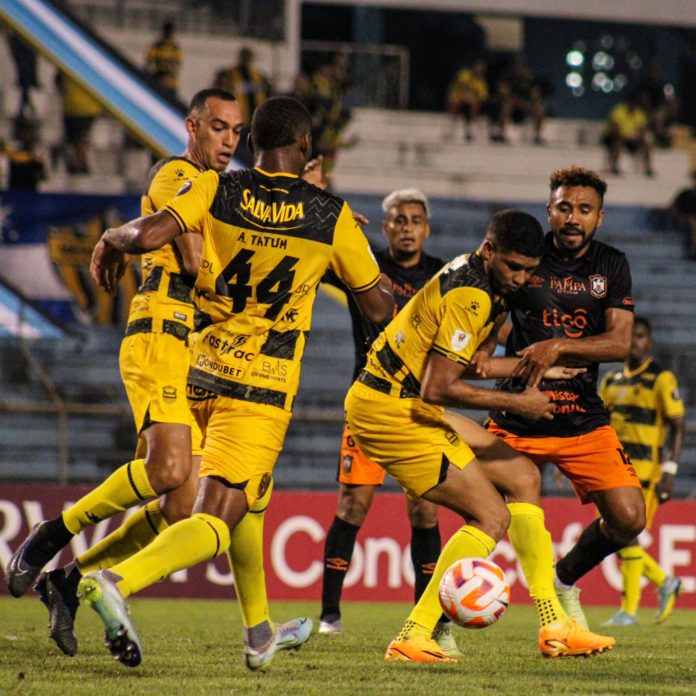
[175,180,193,196]
[589,274,607,298]
[450,329,471,352]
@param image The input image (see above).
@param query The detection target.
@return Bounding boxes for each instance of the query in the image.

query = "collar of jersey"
[254,167,299,179]
[623,356,653,378]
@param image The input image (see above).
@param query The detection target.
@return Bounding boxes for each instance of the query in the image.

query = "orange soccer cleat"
[385,635,459,663]
[539,618,616,659]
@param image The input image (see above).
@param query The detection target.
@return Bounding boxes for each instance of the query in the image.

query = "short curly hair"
[549,166,607,204]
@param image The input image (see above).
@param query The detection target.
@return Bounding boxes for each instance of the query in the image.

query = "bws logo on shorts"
[450,329,471,352]
[162,385,177,402]
[589,274,607,299]
[394,331,406,348]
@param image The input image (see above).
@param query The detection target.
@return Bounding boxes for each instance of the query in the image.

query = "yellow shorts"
[344,380,475,499]
[188,387,291,508]
[337,422,386,486]
[120,332,203,456]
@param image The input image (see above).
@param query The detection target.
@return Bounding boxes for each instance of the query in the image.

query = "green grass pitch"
[1,597,695,695]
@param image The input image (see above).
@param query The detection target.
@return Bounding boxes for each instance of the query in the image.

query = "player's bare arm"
[174,233,203,276]
[655,414,685,503]
[351,276,394,323]
[421,351,553,420]
[513,307,633,387]
[90,210,182,294]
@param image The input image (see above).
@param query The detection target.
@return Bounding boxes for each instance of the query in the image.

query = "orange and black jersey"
[324,248,444,379]
[491,233,634,437]
[363,251,507,398]
[162,167,381,411]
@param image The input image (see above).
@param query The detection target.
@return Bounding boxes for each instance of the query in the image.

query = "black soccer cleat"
[6,522,50,597]
[36,567,81,656]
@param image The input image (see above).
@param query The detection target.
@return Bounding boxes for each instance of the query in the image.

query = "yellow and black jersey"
[600,357,685,483]
[162,166,381,410]
[126,156,204,338]
[362,251,507,398]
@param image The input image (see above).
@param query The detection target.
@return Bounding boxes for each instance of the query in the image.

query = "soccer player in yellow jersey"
[600,316,685,626]
[7,90,317,666]
[345,210,616,662]
[77,96,393,669]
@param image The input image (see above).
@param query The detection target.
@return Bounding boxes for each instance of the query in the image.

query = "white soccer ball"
[438,557,510,629]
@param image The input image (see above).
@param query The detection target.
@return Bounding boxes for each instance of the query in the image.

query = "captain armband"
[661,461,679,476]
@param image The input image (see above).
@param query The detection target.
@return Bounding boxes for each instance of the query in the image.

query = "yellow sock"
[618,545,644,615]
[111,512,230,598]
[407,525,495,632]
[507,502,567,627]
[77,500,168,573]
[641,549,667,588]
[228,480,274,628]
[62,459,157,535]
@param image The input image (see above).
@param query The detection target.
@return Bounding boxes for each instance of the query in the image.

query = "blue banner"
[0,190,141,326]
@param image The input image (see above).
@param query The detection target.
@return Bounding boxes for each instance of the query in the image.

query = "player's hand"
[543,366,587,379]
[353,211,369,226]
[90,236,127,295]
[655,474,675,504]
[513,339,562,387]
[302,155,328,189]
[515,385,554,421]
[470,350,492,378]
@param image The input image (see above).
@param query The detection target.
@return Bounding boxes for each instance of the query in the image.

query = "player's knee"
[159,493,196,523]
[480,504,510,543]
[407,499,438,528]
[145,452,191,492]
[337,492,370,526]
[506,458,541,500]
[606,503,645,542]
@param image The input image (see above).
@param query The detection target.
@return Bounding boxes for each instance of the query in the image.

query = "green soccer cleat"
[554,581,589,630]
[78,570,142,668]
[655,576,682,624]
[244,617,313,671]
[432,621,464,659]
[602,610,637,627]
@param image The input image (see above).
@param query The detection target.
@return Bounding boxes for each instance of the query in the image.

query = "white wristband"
[661,461,679,476]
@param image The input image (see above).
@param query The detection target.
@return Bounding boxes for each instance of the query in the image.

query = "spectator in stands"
[8,29,39,119]
[145,20,182,98]
[213,46,271,165]
[2,116,46,191]
[498,54,547,145]
[55,73,102,175]
[637,61,679,149]
[668,171,696,259]
[601,92,654,177]
[445,58,490,142]
[307,54,356,180]
[600,316,684,626]
[213,46,271,127]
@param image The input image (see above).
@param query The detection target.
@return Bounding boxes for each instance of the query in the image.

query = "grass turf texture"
[1,598,695,695]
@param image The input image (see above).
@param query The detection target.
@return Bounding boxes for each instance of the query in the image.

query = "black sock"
[321,516,360,621]
[24,516,74,568]
[555,519,624,586]
[411,525,441,603]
